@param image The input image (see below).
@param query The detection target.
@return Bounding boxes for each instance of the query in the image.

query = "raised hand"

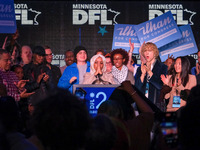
[146,62,151,72]
[168,54,174,59]
[94,59,103,76]
[43,74,49,82]
[37,73,45,83]
[97,64,103,75]
[129,38,134,53]
[14,80,29,90]
[127,38,135,73]
[160,74,169,85]
[121,80,135,95]
[20,89,35,98]
[69,76,77,84]
[141,62,147,75]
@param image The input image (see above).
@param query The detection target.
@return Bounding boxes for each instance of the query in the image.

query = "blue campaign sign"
[0,0,17,33]
[134,11,182,48]
[73,84,120,117]
[159,24,198,62]
[112,24,141,54]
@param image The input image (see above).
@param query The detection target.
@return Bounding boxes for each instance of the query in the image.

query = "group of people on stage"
[1,30,200,150]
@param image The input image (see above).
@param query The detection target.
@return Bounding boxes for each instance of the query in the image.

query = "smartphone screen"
[160,112,178,148]
[172,96,181,108]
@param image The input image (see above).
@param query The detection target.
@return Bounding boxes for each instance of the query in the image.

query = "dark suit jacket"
[135,60,168,104]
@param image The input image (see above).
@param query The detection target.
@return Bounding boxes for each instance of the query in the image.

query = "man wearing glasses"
[44,46,61,86]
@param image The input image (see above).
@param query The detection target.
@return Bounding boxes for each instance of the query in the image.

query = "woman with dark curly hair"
[110,48,135,84]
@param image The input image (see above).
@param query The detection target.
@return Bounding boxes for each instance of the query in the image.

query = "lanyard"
[145,73,150,97]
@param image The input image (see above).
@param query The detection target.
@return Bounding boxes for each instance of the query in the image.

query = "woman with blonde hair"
[135,42,168,105]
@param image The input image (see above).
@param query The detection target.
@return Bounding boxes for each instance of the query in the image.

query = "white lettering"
[73,4,107,9]
[89,10,100,25]
[139,17,172,35]
[21,10,33,24]
[148,3,194,25]
[53,54,64,60]
[117,26,136,36]
[90,99,95,109]
[96,92,107,109]
[149,10,163,20]
[14,4,28,9]
[73,10,88,25]
[73,10,112,25]
[149,4,183,10]
[101,10,112,25]
[177,10,188,25]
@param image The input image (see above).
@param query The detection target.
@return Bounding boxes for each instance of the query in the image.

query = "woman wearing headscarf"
[83,54,118,85]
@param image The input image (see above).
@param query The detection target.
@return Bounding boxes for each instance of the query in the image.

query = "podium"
[73,84,120,117]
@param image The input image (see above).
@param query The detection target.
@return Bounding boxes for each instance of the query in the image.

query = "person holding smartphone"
[161,56,197,112]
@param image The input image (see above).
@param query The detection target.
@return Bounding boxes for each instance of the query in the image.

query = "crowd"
[0,31,200,150]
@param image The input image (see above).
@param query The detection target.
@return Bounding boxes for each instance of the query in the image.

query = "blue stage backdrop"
[0,1,199,65]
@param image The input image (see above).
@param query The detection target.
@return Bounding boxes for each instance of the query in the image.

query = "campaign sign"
[73,84,119,117]
[159,24,198,62]
[112,24,141,54]
[0,0,16,33]
[134,11,182,48]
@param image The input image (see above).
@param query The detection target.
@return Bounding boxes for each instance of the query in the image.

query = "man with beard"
[60,50,75,74]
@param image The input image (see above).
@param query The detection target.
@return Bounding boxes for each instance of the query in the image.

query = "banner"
[159,24,198,62]
[0,0,16,33]
[112,24,141,53]
[134,11,182,48]
[1,1,199,66]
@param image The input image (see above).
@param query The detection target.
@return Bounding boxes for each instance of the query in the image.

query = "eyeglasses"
[113,58,123,61]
